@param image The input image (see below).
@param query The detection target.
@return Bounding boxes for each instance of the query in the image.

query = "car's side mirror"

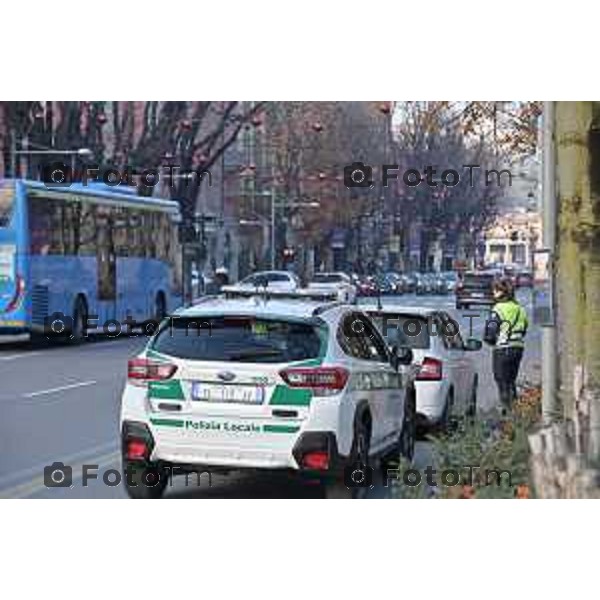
[464,338,483,352]
[390,344,413,369]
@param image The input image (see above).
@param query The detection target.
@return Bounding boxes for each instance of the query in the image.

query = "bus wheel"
[71,297,87,344]
[155,292,166,321]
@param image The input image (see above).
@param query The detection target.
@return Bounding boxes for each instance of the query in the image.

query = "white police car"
[119,294,417,498]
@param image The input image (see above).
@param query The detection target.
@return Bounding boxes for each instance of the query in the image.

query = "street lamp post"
[246,187,319,271]
[13,147,93,177]
[378,101,393,271]
[244,116,324,273]
[270,182,276,269]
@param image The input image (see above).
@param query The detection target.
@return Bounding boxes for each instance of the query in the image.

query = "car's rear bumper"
[415,381,447,424]
[456,295,493,305]
[122,419,346,477]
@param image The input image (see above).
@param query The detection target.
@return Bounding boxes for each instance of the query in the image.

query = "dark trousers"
[492,347,524,408]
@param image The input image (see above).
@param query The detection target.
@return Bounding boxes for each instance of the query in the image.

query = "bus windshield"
[0,182,14,227]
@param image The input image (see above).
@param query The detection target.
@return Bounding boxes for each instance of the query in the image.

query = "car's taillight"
[4,274,24,313]
[125,439,149,461]
[279,366,349,393]
[127,358,178,384]
[416,357,443,381]
[301,450,330,470]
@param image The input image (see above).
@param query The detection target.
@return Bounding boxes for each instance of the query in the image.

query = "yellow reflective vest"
[490,300,528,348]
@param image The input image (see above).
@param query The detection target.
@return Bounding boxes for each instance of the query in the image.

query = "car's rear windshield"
[463,274,495,286]
[151,316,324,362]
[0,182,14,227]
[313,274,342,283]
[370,314,430,350]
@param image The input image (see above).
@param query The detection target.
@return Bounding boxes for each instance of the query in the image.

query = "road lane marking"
[0,450,121,499]
[0,351,42,361]
[0,440,119,489]
[22,380,97,398]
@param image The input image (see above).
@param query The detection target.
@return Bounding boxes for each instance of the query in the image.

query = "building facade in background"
[483,208,541,268]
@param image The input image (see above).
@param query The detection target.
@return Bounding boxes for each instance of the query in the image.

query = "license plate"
[191,382,264,404]
[472,292,484,298]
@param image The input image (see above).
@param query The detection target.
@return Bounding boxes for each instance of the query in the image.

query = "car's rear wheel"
[466,375,478,419]
[323,418,371,499]
[70,297,87,344]
[399,390,416,461]
[155,292,167,321]
[439,388,455,432]
[123,461,169,499]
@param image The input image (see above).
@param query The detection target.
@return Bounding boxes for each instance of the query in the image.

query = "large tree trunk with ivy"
[529,101,600,497]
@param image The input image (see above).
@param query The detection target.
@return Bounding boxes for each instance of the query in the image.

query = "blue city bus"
[0,179,183,341]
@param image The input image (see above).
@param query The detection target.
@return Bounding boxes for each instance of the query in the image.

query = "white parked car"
[120,295,417,498]
[364,305,481,429]
[222,271,300,294]
[307,272,357,303]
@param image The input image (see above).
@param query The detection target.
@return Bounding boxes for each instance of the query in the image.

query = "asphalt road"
[0,290,539,499]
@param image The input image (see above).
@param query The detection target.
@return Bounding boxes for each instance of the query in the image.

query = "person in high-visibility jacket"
[483,277,528,408]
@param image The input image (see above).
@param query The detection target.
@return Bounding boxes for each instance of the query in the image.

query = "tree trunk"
[529,102,600,496]
[555,103,600,436]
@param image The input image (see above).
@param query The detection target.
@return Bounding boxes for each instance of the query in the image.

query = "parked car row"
[352,271,459,297]
[196,265,531,304]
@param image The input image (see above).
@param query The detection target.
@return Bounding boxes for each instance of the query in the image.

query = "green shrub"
[390,385,541,499]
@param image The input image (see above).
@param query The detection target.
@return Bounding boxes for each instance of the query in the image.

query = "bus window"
[95,205,116,301]
[77,203,98,256]
[113,207,130,257]
[29,196,53,255]
[128,210,144,258]
[0,182,14,227]
[169,218,183,293]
